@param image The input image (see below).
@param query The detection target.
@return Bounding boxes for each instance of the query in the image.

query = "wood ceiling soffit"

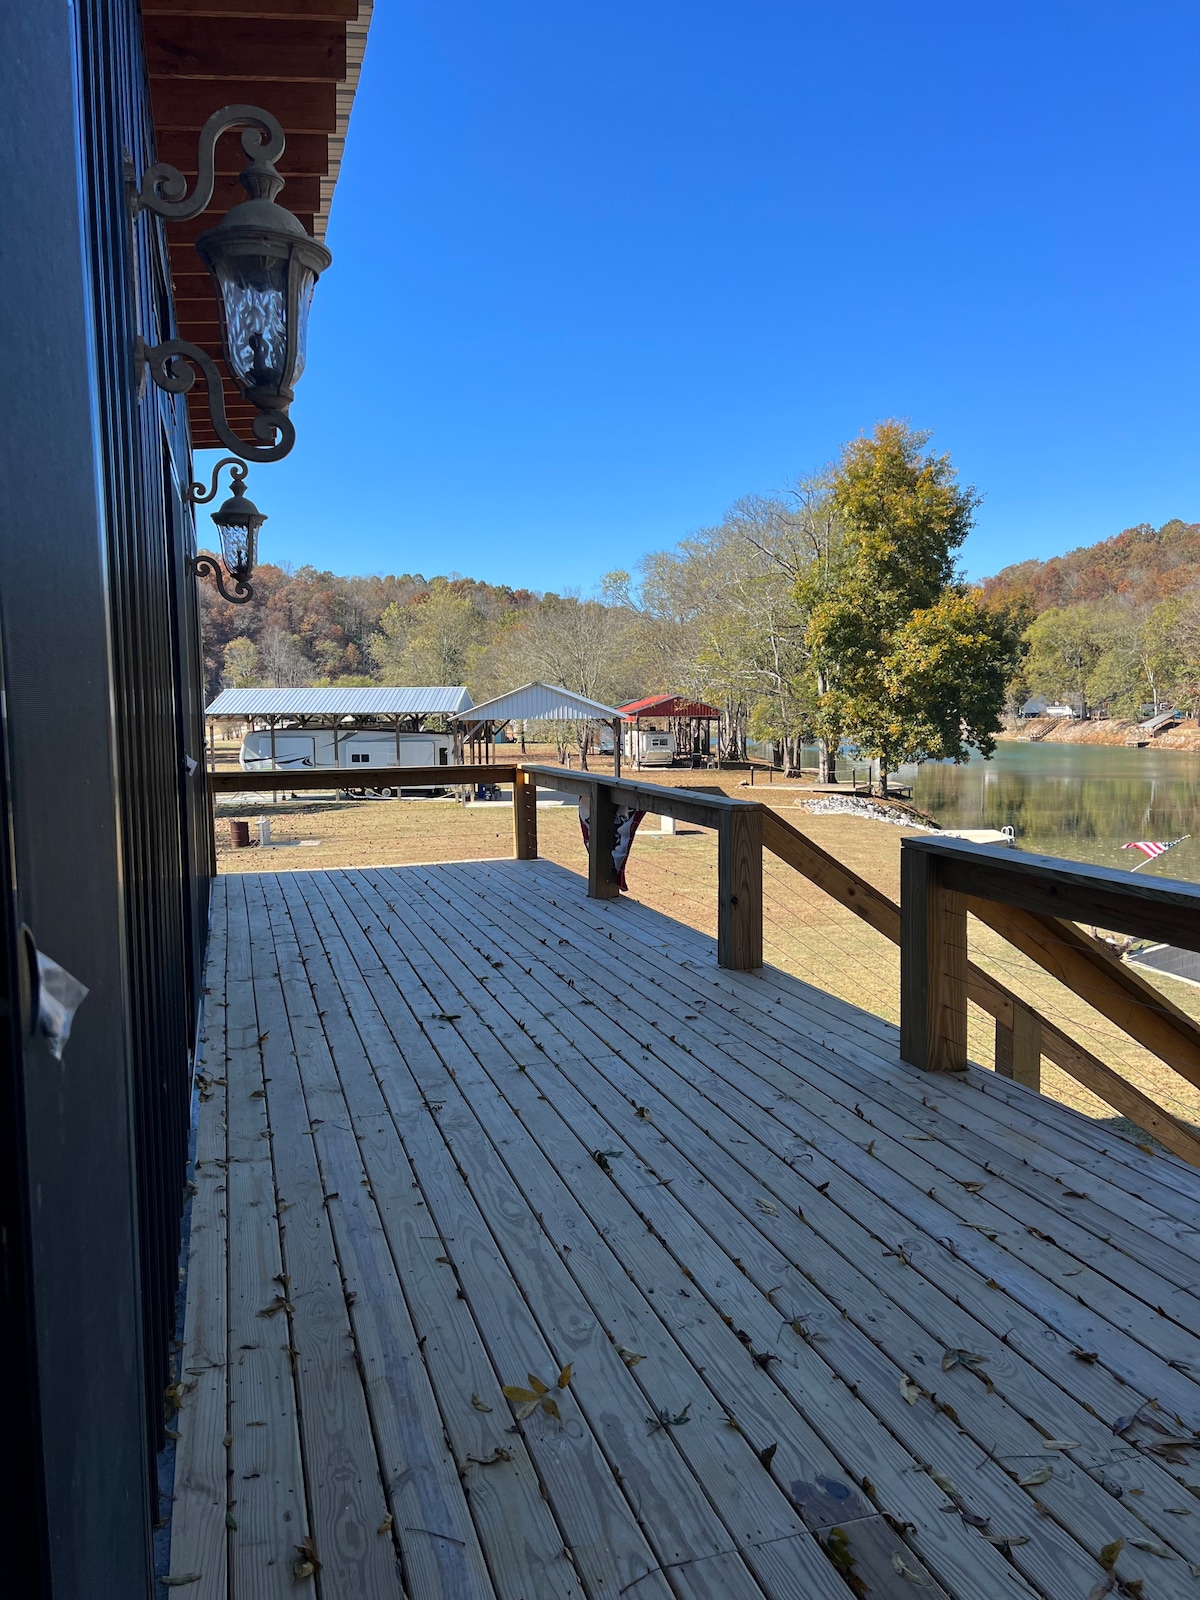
[144,0,372,447]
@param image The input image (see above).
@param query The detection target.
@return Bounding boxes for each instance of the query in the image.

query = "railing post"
[900,842,967,1071]
[586,781,620,900]
[995,1004,1041,1089]
[512,768,538,860]
[717,806,762,970]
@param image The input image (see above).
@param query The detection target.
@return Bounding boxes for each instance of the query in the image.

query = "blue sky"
[200,0,1199,591]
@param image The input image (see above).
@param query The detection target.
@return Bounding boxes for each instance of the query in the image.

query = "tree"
[806,420,1014,794]
[258,627,311,687]
[221,636,259,688]
[370,580,481,686]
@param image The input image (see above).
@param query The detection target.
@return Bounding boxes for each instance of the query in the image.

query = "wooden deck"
[169,858,1200,1600]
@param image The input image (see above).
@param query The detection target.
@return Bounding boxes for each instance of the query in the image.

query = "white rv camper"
[623,727,675,767]
[240,727,455,789]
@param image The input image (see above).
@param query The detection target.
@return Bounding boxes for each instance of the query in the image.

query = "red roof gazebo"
[617,695,720,767]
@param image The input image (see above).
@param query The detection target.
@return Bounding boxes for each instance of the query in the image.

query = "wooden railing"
[899,835,1200,1165]
[211,761,1200,1162]
[520,764,762,970]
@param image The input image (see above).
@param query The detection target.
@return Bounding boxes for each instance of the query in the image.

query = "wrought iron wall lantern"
[187,459,266,603]
[132,105,331,463]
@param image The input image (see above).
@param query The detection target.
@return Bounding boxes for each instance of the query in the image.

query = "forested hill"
[981,519,1200,612]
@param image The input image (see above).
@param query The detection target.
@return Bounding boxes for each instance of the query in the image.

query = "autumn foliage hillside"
[981,519,1200,612]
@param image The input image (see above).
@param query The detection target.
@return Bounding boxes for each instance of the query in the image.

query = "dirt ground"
[213,745,1200,1144]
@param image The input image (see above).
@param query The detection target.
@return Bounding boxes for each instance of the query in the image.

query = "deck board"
[172,860,1200,1600]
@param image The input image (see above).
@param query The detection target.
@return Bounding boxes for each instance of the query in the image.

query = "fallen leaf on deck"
[759,1442,777,1470]
[1041,1440,1080,1451]
[984,1534,1029,1550]
[892,1551,926,1583]
[471,1394,492,1412]
[467,1447,513,1466]
[1098,1538,1124,1571]
[377,1513,393,1535]
[617,1346,646,1367]
[293,1535,321,1579]
[960,1180,986,1192]
[557,1363,573,1389]
[527,1375,548,1394]
[900,1376,921,1405]
[1130,1539,1173,1557]
[433,1013,461,1022]
[1019,1466,1053,1487]
[1071,1349,1100,1363]
[225,1512,238,1530]
[941,1348,988,1373]
[755,1198,778,1215]
[257,1295,295,1318]
[647,1403,691,1432]
[592,1149,622,1173]
[1086,1579,1114,1600]
[162,1577,203,1588]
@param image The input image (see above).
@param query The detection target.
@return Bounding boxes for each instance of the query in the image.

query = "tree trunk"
[879,761,890,798]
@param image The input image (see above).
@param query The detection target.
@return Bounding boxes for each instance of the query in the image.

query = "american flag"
[1122,836,1188,866]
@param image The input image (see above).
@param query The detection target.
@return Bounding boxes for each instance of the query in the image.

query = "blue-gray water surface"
[907,741,1200,881]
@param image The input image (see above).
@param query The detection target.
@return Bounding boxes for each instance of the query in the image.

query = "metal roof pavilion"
[206,687,473,718]
[618,694,720,720]
[456,683,624,724]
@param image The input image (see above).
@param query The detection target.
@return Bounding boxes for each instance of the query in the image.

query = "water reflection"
[907,742,1200,879]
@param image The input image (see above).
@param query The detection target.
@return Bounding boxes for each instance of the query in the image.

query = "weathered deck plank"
[175,860,1200,1600]
[168,880,228,1597]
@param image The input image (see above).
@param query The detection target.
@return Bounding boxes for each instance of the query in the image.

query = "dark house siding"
[0,0,212,1594]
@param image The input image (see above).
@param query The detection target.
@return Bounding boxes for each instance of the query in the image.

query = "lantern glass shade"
[216,519,258,583]
[211,483,266,583]
[197,208,330,413]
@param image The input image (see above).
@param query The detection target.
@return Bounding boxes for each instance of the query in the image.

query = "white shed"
[455,682,626,774]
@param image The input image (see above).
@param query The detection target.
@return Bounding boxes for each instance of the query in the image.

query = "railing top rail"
[900,833,1200,950]
[209,763,518,793]
[518,763,759,828]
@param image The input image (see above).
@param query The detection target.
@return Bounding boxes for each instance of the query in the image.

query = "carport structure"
[205,686,473,768]
[454,681,626,774]
[618,693,721,767]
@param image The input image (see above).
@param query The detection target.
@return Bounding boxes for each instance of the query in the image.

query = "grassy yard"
[214,758,1200,1145]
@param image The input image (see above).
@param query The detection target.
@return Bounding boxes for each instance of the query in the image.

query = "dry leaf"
[941,1348,988,1373]
[502,1385,538,1403]
[471,1394,492,1412]
[1098,1538,1124,1571]
[1086,1579,1114,1600]
[900,1376,921,1405]
[1042,1440,1080,1451]
[225,1512,238,1530]
[377,1513,393,1535]
[1019,1466,1053,1487]
[514,1399,539,1419]
[1130,1539,1172,1558]
[892,1551,927,1583]
[618,1346,646,1367]
[293,1534,321,1580]
[755,1198,779,1215]
[961,1180,986,1192]
[557,1363,573,1389]
[540,1396,560,1419]
[527,1374,548,1395]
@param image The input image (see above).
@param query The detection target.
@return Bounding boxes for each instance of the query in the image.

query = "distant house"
[1045,703,1077,718]
[1018,695,1049,717]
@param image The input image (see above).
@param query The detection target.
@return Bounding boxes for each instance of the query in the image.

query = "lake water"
[907,741,1200,881]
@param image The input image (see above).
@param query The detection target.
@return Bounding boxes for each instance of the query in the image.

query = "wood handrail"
[209,763,516,793]
[762,810,1200,1166]
[899,834,1200,1166]
[518,765,762,970]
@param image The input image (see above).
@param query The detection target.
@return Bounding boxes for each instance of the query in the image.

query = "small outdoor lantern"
[187,459,266,604]
[133,105,331,463]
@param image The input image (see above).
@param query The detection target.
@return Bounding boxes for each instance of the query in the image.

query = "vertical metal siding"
[73,0,212,1481]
